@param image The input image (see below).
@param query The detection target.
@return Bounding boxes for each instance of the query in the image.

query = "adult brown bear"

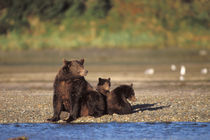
[47,59,106,122]
[47,59,90,122]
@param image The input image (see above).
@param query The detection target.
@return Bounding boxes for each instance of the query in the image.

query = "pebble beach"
[0,73,209,124]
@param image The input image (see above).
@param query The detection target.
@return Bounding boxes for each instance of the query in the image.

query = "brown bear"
[48,59,106,122]
[96,78,136,114]
[105,83,136,115]
[47,59,92,122]
[79,89,107,117]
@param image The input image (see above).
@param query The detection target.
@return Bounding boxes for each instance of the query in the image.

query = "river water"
[0,122,209,140]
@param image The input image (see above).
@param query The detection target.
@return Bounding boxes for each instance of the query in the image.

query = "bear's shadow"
[132,103,170,113]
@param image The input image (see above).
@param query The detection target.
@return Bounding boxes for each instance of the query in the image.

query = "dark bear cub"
[96,78,136,115]
[107,84,137,115]
[81,77,111,117]
[47,58,92,122]
[96,77,111,95]
[80,89,107,117]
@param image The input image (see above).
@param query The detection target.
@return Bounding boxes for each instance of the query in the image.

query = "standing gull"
[179,65,186,81]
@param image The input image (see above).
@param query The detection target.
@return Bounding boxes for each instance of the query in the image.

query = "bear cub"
[96,77,111,95]
[108,84,137,115]
[97,78,136,115]
[80,89,107,117]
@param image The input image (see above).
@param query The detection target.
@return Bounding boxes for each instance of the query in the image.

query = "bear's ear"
[80,58,84,65]
[63,58,68,65]
[130,83,133,88]
[62,65,69,73]
[63,59,72,67]
[108,78,111,87]
[68,61,72,67]
[98,77,102,82]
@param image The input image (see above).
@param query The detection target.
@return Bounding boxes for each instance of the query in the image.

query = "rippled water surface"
[0,122,209,140]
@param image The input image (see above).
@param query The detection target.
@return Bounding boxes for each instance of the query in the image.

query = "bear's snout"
[80,69,88,76]
[129,95,137,102]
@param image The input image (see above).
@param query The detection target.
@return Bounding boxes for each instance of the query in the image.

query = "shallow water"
[0,122,209,140]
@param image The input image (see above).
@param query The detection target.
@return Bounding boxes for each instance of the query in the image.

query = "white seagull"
[171,64,177,71]
[199,50,207,56]
[180,65,186,76]
[201,68,208,74]
[179,65,186,81]
[179,75,185,81]
[144,68,155,75]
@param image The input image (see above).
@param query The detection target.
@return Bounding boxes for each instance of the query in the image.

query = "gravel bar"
[0,80,209,124]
